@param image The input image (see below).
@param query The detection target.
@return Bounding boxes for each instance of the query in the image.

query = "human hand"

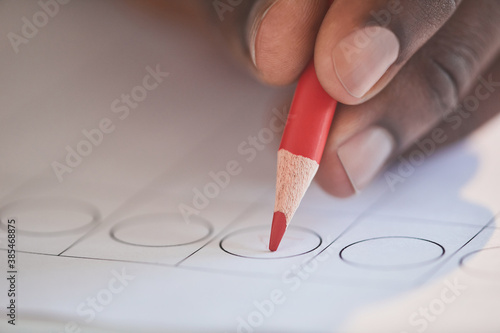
[214,0,500,197]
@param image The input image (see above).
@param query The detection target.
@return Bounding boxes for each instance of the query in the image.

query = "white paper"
[0,1,499,332]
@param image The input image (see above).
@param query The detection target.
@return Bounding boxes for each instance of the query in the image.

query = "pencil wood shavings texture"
[274,148,319,223]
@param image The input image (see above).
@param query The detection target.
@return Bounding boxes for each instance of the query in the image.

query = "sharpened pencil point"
[269,211,287,251]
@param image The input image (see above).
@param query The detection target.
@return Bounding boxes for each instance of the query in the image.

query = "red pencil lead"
[269,211,287,251]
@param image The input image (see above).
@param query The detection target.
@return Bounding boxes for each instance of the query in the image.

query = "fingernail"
[246,0,278,67]
[332,26,399,98]
[337,126,395,191]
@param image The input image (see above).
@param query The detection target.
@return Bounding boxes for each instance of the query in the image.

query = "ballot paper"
[0,1,499,332]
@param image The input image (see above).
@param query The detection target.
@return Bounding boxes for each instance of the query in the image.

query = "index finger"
[315,0,462,104]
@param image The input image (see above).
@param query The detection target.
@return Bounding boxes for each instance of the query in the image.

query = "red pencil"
[269,60,337,251]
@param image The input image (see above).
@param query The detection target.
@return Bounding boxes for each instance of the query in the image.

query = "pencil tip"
[269,211,287,252]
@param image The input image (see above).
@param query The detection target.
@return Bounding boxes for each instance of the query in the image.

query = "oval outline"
[339,236,445,270]
[219,225,322,260]
[0,197,100,237]
[110,213,214,248]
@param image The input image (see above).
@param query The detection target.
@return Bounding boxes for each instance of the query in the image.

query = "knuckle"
[416,34,483,118]
[417,51,461,118]
[413,0,500,118]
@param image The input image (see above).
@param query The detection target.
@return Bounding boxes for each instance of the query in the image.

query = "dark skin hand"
[138,0,500,197]
[247,0,500,197]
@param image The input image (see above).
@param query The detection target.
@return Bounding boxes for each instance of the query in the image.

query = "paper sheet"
[0,1,499,332]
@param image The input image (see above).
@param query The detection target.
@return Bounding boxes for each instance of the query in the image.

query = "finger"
[247,0,329,85]
[315,0,500,197]
[413,56,500,150]
[315,0,464,105]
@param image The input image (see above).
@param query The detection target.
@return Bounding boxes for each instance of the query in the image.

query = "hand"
[217,0,500,197]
